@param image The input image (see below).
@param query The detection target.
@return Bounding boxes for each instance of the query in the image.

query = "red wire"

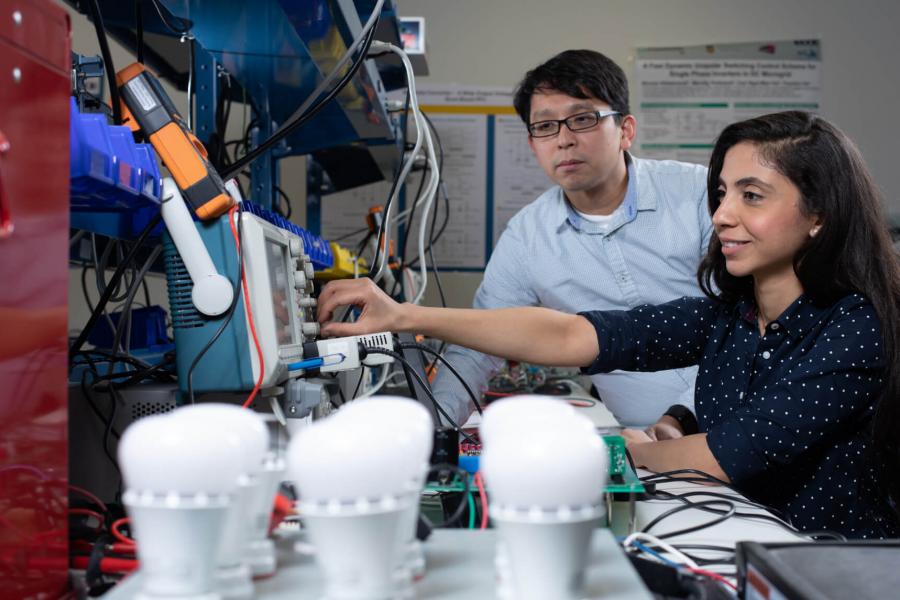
[71,555,138,573]
[72,540,136,555]
[687,567,737,591]
[111,517,136,547]
[227,205,265,408]
[68,484,109,514]
[474,472,489,530]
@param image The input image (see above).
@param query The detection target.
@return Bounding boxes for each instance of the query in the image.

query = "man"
[431,49,712,428]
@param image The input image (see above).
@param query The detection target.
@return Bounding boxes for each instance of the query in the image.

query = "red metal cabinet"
[0,0,71,595]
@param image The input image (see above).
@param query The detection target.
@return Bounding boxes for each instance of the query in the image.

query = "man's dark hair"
[512,50,630,125]
[698,111,900,533]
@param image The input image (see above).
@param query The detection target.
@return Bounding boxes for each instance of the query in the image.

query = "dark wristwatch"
[663,404,699,435]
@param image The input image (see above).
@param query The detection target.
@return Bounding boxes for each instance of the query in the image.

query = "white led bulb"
[118,413,244,600]
[480,396,608,600]
[334,397,434,588]
[172,404,272,600]
[478,394,579,447]
[287,406,421,600]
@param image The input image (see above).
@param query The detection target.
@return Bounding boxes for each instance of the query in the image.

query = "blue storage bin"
[241,200,335,270]
[70,98,163,238]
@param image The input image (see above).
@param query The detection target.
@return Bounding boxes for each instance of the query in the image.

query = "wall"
[398,0,900,307]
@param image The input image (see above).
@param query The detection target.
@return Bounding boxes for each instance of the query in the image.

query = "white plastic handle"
[160,178,234,316]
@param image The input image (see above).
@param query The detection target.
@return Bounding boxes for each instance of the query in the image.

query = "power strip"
[310,332,395,372]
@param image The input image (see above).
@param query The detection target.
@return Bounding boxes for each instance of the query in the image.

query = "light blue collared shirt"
[433,154,712,427]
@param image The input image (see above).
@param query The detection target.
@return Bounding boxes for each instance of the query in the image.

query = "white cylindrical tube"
[160,177,233,316]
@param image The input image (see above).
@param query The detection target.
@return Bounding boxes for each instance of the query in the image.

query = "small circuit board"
[437,433,644,496]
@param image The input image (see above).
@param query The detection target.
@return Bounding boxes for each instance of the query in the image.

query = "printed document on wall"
[492,115,553,247]
[635,39,822,165]
[404,111,488,269]
[320,181,395,251]
[414,85,510,269]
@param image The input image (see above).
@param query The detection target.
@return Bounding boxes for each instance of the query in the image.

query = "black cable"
[368,140,407,277]
[148,0,192,35]
[649,489,786,527]
[81,266,96,313]
[640,468,734,489]
[211,74,233,171]
[141,276,151,308]
[135,0,144,64]
[422,112,444,162]
[641,499,737,539]
[405,112,449,272]
[367,94,419,283]
[362,347,478,444]
[103,383,122,479]
[421,113,448,307]
[404,181,449,271]
[424,340,447,376]
[73,349,151,370]
[95,240,131,303]
[399,341,483,415]
[108,244,162,363]
[79,370,122,453]
[641,467,794,524]
[395,96,427,270]
[398,163,430,271]
[85,0,122,125]
[222,20,379,179]
[648,488,847,541]
[624,447,639,475]
[70,213,163,358]
[79,362,122,444]
[427,463,472,528]
[428,202,449,308]
[354,230,374,259]
[334,383,346,408]
[432,182,451,248]
[89,358,175,387]
[187,38,195,129]
[331,225,371,242]
[655,489,792,523]
[641,470,826,535]
[275,186,292,219]
[393,109,440,296]
[351,366,366,399]
[186,204,244,403]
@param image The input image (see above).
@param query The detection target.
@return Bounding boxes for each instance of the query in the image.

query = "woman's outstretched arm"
[317,278,600,368]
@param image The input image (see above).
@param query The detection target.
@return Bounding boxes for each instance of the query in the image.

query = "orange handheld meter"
[116,63,234,220]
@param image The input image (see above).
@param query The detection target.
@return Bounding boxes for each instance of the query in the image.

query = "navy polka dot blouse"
[580,293,898,538]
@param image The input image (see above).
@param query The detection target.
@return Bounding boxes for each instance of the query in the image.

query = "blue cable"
[286,352,346,372]
[630,540,680,567]
[286,357,324,371]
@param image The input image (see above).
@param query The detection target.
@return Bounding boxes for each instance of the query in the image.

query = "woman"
[317,112,900,538]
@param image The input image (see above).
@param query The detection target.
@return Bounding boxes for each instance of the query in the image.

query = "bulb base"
[213,563,254,600]
[404,539,426,580]
[246,538,277,577]
[244,455,285,576]
[125,491,230,599]
[300,495,413,600]
[218,478,255,569]
[492,506,603,600]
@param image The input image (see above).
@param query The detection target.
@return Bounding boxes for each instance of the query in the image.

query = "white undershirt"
[575,208,617,232]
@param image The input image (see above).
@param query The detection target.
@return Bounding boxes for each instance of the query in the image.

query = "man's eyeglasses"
[528,110,620,138]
